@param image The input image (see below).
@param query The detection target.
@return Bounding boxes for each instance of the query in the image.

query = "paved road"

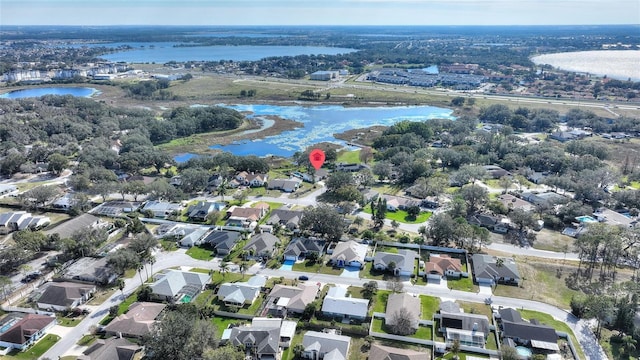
[42,247,605,360]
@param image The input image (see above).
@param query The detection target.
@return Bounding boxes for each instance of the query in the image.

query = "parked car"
[298,275,309,281]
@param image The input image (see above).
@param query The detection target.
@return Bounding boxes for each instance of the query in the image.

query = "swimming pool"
[515,346,532,358]
[576,215,598,223]
[280,259,294,271]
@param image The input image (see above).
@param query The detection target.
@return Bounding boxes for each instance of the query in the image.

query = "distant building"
[310,71,339,81]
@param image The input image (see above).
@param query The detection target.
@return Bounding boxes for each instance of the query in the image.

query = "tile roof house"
[424,254,463,280]
[0,313,57,351]
[283,237,325,261]
[217,275,267,308]
[266,284,319,317]
[229,326,280,359]
[369,343,430,360]
[149,269,210,303]
[373,249,417,276]
[202,230,241,255]
[498,308,560,352]
[321,286,369,321]
[438,310,491,348]
[267,209,304,230]
[36,282,96,311]
[384,293,421,333]
[329,240,368,269]
[104,302,166,338]
[471,254,520,286]
[77,337,142,360]
[302,330,351,360]
[244,233,281,259]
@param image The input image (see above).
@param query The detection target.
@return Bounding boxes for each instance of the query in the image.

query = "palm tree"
[451,339,461,360]
[0,275,11,301]
[240,262,247,279]
[116,279,125,300]
[148,255,156,279]
[218,179,229,201]
[221,262,229,277]
[622,335,637,357]
[137,263,145,285]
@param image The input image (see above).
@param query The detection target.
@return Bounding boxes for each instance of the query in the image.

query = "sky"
[1,0,639,26]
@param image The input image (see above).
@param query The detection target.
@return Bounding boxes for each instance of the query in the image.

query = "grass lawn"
[337,150,361,164]
[87,288,116,305]
[281,330,305,360]
[371,318,432,340]
[159,239,178,251]
[359,262,389,280]
[447,276,477,292]
[185,245,216,261]
[211,272,244,285]
[362,205,432,224]
[123,268,136,279]
[457,301,492,319]
[600,327,640,360]
[292,260,343,275]
[211,316,248,338]
[348,337,368,360]
[435,352,489,360]
[56,315,82,327]
[518,309,585,360]
[238,294,265,315]
[486,331,499,350]
[77,334,98,346]
[253,201,284,210]
[5,334,60,360]
[420,295,440,319]
[372,317,384,332]
[372,290,391,313]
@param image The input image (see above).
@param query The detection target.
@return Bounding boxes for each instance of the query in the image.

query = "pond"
[0,87,98,99]
[176,103,455,161]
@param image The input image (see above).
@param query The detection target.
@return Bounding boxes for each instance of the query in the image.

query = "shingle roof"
[330,240,367,264]
[302,331,351,360]
[425,254,462,275]
[104,302,166,337]
[267,209,304,227]
[502,320,558,344]
[498,308,522,323]
[244,233,280,255]
[441,312,491,334]
[385,293,421,327]
[283,237,325,258]
[322,286,369,318]
[471,254,520,282]
[78,337,141,360]
[0,314,56,346]
[37,282,95,308]
[230,327,280,355]
[373,250,416,273]
[268,284,319,312]
[369,343,431,360]
[46,213,101,239]
[150,270,210,298]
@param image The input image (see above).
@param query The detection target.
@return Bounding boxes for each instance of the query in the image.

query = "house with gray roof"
[244,233,280,259]
[202,230,241,255]
[438,310,491,348]
[78,337,142,360]
[369,344,430,360]
[321,286,369,321]
[521,191,567,207]
[283,237,325,261]
[471,254,520,286]
[0,211,50,234]
[497,308,559,352]
[266,284,319,316]
[217,275,267,308]
[230,326,280,359]
[46,213,107,240]
[62,257,117,285]
[36,282,96,311]
[149,269,210,303]
[267,178,301,193]
[177,226,210,248]
[302,330,351,360]
[373,249,417,276]
[267,209,304,230]
[104,302,166,338]
[187,201,224,221]
[142,200,182,218]
[384,293,421,333]
[329,240,367,269]
[251,317,297,347]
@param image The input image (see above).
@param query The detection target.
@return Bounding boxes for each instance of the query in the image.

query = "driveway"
[340,266,361,278]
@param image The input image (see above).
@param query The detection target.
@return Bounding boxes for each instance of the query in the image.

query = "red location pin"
[309,149,326,170]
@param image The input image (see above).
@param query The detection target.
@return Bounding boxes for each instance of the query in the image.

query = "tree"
[0,275,11,300]
[585,294,615,339]
[390,220,400,231]
[359,147,374,164]
[450,339,461,360]
[123,180,147,201]
[90,181,116,203]
[47,153,68,175]
[302,301,317,320]
[299,205,345,241]
[362,281,378,299]
[460,184,488,215]
[180,168,210,194]
[500,346,520,360]
[106,248,139,275]
[13,230,47,253]
[116,278,125,299]
[427,213,458,246]
[498,176,513,193]
[621,335,637,358]
[21,185,59,209]
[388,307,416,336]
[387,277,404,293]
[373,198,387,228]
[203,345,244,360]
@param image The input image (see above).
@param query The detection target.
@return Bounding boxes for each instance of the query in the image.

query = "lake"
[531,50,640,81]
[177,104,454,160]
[97,43,356,63]
[0,87,98,99]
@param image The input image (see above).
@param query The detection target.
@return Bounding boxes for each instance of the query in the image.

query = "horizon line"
[2,23,639,27]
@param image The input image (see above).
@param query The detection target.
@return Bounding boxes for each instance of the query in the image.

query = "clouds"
[2,0,638,25]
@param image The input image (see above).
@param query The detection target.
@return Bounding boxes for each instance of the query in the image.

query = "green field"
[5,334,60,360]
[185,245,216,260]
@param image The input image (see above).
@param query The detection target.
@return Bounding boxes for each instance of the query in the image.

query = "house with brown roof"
[36,281,96,311]
[226,206,268,229]
[0,313,57,351]
[384,293,421,334]
[424,254,464,280]
[77,337,142,360]
[266,284,319,317]
[104,302,166,338]
[369,344,430,360]
[498,194,535,212]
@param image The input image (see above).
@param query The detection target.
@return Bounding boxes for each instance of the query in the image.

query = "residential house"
[329,240,368,269]
[384,293,421,333]
[187,201,224,221]
[425,254,463,280]
[267,209,304,231]
[593,207,637,227]
[51,193,77,210]
[521,191,567,207]
[62,257,117,285]
[266,284,319,317]
[203,230,241,255]
[149,269,210,303]
[498,194,535,212]
[0,211,50,235]
[467,213,509,234]
[229,326,280,359]
[77,337,142,360]
[217,275,267,308]
[283,237,326,261]
[36,282,96,312]
[177,227,210,248]
[142,200,182,218]
[251,317,297,347]
[104,302,166,338]
[471,254,520,286]
[226,206,268,230]
[421,196,440,209]
[46,213,107,240]
[373,249,417,276]
[335,163,367,172]
[267,178,301,193]
[244,233,280,259]
[380,195,419,211]
[497,308,560,352]
[236,172,268,187]
[321,286,369,321]
[482,165,510,179]
[369,344,430,360]
[438,309,491,348]
[0,313,57,351]
[91,201,140,217]
[302,330,351,360]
